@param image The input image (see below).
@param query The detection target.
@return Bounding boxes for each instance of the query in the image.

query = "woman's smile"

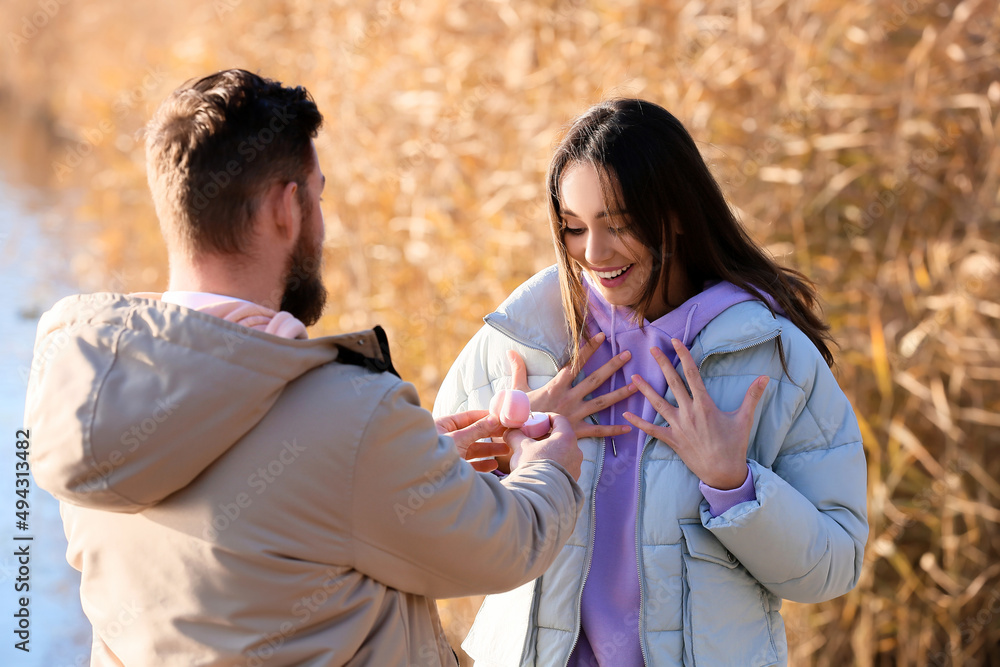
[559,162,657,310]
[590,264,634,288]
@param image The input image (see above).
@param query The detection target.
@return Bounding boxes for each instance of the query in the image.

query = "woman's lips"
[592,264,633,288]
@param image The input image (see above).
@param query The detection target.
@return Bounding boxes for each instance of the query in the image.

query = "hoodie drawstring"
[682,304,699,345]
[609,306,619,456]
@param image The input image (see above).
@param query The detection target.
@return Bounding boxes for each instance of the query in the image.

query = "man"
[25,69,584,666]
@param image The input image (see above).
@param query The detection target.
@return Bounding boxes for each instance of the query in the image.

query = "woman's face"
[559,162,669,318]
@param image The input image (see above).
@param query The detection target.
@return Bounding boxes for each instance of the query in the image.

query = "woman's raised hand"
[622,339,769,490]
[507,332,638,440]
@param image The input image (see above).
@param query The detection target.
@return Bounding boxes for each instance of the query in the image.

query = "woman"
[434,99,868,666]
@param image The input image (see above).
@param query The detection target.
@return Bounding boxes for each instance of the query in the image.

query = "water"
[0,182,92,665]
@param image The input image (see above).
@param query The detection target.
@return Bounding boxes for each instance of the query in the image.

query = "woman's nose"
[586,230,614,265]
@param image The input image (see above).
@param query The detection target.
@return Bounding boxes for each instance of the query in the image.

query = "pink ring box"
[519,413,550,439]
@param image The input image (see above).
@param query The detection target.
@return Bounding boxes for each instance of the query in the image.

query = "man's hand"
[436,410,510,473]
[505,414,582,481]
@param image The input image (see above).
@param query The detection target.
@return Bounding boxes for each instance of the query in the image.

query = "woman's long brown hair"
[547,99,835,373]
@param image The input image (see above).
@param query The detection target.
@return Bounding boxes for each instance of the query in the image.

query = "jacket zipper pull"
[611,438,617,456]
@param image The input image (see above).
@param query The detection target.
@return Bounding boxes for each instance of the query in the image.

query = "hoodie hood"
[25,293,392,513]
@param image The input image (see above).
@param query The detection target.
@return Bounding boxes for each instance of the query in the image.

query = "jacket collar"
[125,291,395,373]
[688,300,783,368]
[483,265,573,370]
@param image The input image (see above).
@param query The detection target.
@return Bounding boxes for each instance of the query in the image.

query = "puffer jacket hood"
[484,265,574,368]
[25,292,393,512]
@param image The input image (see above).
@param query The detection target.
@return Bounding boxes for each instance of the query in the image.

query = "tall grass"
[2,0,998,663]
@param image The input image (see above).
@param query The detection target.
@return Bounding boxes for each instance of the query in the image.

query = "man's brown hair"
[145,69,323,256]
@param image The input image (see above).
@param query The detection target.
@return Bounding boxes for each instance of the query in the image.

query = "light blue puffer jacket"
[433,266,868,667]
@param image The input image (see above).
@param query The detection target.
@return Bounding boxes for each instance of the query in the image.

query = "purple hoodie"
[568,280,760,667]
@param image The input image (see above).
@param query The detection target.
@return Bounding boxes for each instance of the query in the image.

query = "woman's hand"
[622,338,769,490]
[436,410,510,473]
[507,332,637,440]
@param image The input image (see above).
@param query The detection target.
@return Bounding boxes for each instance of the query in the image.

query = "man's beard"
[279,217,327,327]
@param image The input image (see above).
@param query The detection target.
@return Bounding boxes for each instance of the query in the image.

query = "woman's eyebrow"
[560,207,628,219]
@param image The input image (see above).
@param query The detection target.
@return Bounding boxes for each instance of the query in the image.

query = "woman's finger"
[507,349,530,392]
[580,382,638,416]
[622,411,675,449]
[737,375,769,421]
[575,422,633,440]
[670,339,710,401]
[575,331,607,369]
[552,332,606,391]
[570,350,632,401]
[630,374,678,419]
[525,332,606,413]
[649,346,691,409]
[545,364,575,395]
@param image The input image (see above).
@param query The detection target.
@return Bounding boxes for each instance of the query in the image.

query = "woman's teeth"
[594,265,631,279]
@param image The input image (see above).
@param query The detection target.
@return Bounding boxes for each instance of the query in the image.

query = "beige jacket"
[25,294,584,666]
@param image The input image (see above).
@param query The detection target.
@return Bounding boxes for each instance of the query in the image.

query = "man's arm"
[348,380,584,600]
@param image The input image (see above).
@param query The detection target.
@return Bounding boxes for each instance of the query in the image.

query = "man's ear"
[274,180,302,245]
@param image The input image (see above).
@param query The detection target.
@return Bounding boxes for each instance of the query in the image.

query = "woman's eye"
[563,227,585,236]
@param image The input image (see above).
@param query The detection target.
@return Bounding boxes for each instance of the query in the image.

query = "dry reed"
[1,0,998,664]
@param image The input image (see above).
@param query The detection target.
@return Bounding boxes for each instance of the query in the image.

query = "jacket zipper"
[697,329,781,373]
[635,432,654,665]
[563,418,604,667]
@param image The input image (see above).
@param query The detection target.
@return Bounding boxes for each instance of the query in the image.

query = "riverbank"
[0,176,92,665]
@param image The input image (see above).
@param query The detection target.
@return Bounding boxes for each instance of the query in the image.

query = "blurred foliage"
[2,0,999,664]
